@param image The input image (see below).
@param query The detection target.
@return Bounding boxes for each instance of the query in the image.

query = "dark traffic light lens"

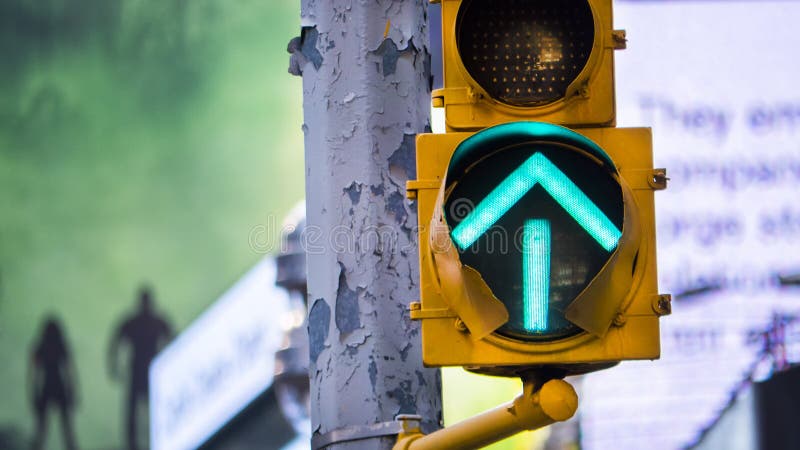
[444,138,623,342]
[456,0,594,107]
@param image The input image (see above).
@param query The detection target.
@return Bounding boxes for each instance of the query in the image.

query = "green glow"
[451,153,541,249]
[448,122,617,176]
[451,152,621,252]
[533,154,622,251]
[523,219,550,332]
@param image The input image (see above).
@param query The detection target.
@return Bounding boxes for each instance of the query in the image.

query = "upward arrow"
[451,152,622,252]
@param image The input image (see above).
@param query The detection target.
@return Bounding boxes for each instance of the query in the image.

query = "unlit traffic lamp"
[435,0,623,131]
[456,0,595,108]
[408,0,670,377]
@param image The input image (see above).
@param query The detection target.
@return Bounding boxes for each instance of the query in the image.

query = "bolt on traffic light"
[408,0,669,377]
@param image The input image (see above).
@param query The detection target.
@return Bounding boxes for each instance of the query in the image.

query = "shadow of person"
[29,316,79,450]
[108,286,172,450]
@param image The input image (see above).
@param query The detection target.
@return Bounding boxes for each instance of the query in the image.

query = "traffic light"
[434,0,624,131]
[408,0,669,377]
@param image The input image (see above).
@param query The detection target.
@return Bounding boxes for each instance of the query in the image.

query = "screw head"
[655,294,672,315]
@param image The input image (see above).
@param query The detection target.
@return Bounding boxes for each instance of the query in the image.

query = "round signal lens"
[456,0,594,106]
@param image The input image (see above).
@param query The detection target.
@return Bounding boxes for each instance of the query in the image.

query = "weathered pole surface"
[294,1,442,449]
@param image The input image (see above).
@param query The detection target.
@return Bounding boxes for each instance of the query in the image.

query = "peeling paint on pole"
[388,133,418,181]
[297,1,442,449]
[335,263,362,336]
[308,298,331,364]
[371,38,417,76]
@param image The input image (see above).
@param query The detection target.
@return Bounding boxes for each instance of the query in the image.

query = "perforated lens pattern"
[457,0,594,106]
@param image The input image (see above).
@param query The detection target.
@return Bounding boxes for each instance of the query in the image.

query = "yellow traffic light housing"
[410,124,667,376]
[435,0,623,131]
[410,0,668,378]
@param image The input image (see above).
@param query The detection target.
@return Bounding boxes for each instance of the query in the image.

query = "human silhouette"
[29,316,79,450]
[108,286,172,450]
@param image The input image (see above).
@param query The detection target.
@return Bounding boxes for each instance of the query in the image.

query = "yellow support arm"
[394,378,578,450]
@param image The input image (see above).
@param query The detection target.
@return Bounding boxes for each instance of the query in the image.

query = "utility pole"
[293,1,442,449]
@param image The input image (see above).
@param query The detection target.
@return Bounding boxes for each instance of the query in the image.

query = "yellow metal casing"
[410,127,665,375]
[436,0,620,132]
[394,378,578,450]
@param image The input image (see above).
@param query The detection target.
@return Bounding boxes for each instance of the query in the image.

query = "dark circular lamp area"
[456,0,595,107]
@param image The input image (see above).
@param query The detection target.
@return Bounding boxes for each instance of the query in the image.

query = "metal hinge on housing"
[431,87,481,108]
[624,168,669,191]
[612,30,627,50]
[406,179,441,200]
[648,168,669,190]
[409,301,457,320]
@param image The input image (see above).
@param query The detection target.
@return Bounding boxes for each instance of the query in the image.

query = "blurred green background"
[0,0,304,448]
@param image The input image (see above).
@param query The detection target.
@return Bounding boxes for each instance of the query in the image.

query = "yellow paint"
[433,0,618,131]
[395,373,575,450]
[441,369,549,450]
[403,1,669,447]
[412,128,664,372]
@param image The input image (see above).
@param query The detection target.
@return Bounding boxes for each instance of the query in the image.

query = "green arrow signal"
[523,219,551,332]
[451,152,622,252]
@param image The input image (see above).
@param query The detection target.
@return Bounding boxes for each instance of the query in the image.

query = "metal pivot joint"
[393,377,578,450]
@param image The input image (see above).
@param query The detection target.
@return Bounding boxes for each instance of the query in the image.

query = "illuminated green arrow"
[451,152,622,333]
[523,219,551,332]
[451,152,622,252]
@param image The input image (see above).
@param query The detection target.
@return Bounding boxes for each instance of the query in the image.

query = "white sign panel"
[150,257,291,450]
[581,2,800,449]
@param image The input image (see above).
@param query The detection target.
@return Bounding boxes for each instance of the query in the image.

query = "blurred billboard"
[581,2,800,449]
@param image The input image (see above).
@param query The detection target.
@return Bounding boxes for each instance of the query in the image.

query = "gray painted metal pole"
[293,1,443,449]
